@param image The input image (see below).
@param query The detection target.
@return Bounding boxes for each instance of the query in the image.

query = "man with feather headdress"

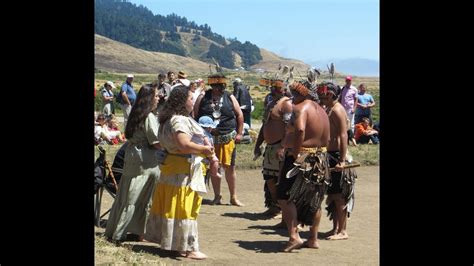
[317,81,357,240]
[276,81,331,251]
[254,79,292,218]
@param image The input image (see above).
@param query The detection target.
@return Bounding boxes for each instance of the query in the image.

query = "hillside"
[95,34,312,76]
[177,32,224,60]
[251,48,311,74]
[95,34,211,74]
[95,0,260,69]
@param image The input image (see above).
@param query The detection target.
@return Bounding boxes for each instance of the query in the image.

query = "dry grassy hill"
[95,34,211,75]
[177,32,224,60]
[251,48,311,73]
[95,34,312,75]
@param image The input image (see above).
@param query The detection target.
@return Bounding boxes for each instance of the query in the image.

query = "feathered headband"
[290,81,319,100]
[271,79,284,89]
[208,77,227,85]
[259,78,271,86]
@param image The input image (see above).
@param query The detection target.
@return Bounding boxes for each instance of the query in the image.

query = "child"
[197,116,222,179]
[106,114,126,144]
[95,114,125,145]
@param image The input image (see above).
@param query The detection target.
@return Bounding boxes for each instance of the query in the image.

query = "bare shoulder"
[333,103,347,117]
[280,97,293,112]
[293,102,304,112]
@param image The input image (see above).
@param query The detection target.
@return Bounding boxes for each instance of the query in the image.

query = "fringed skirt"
[287,150,330,226]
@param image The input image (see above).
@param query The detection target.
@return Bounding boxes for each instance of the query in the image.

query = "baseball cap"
[345,76,352,81]
[127,74,134,78]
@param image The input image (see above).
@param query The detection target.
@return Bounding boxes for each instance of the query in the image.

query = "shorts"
[327,151,342,194]
[276,153,296,200]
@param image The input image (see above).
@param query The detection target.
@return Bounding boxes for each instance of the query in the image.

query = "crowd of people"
[94,71,378,259]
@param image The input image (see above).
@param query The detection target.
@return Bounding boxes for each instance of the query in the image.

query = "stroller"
[94,142,127,227]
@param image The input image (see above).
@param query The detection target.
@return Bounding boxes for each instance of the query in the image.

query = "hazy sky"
[127,0,379,63]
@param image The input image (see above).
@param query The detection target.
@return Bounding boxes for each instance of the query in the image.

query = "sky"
[127,0,379,64]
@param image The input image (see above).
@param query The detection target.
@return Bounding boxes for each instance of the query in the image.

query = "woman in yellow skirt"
[145,85,214,260]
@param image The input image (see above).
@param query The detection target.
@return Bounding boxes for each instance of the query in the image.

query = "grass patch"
[348,144,379,166]
[95,234,166,265]
[236,142,379,169]
[95,142,379,169]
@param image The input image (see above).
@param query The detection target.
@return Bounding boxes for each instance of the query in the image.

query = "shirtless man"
[277,81,330,251]
[254,80,292,217]
[318,81,357,240]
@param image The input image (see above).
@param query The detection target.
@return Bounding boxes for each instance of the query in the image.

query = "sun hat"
[105,81,116,89]
[198,116,218,129]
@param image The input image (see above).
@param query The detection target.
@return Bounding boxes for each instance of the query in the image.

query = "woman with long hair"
[145,85,214,260]
[105,84,162,242]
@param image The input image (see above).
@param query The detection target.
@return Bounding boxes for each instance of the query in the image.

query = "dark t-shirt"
[197,90,236,135]
[233,84,252,110]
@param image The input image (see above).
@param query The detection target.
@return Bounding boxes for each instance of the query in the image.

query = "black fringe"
[325,167,358,219]
[326,201,336,221]
[287,151,330,226]
[264,182,273,208]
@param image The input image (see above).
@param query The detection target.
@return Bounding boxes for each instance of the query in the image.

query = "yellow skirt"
[145,154,203,251]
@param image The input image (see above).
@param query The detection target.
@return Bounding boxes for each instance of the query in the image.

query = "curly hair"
[125,84,158,139]
[158,85,190,124]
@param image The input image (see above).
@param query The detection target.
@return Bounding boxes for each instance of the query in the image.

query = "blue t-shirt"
[121,82,137,105]
[355,93,374,116]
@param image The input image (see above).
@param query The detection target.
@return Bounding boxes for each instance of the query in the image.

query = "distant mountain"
[306,58,379,77]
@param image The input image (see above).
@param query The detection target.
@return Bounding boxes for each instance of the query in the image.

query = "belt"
[267,139,282,146]
[300,146,327,153]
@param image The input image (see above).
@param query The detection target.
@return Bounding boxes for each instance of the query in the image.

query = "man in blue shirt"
[120,74,137,128]
[354,83,375,125]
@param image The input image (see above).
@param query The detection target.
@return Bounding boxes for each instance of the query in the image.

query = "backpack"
[115,90,123,104]
[237,84,252,109]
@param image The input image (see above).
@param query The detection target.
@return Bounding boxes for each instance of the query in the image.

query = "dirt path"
[95,166,379,265]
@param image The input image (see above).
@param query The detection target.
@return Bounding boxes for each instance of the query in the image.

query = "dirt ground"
[95,166,379,265]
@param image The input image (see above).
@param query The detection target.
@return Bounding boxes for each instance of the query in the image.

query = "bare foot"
[186,251,208,260]
[326,232,349,240]
[210,195,222,205]
[304,239,320,249]
[230,198,245,207]
[321,229,337,239]
[282,239,304,252]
